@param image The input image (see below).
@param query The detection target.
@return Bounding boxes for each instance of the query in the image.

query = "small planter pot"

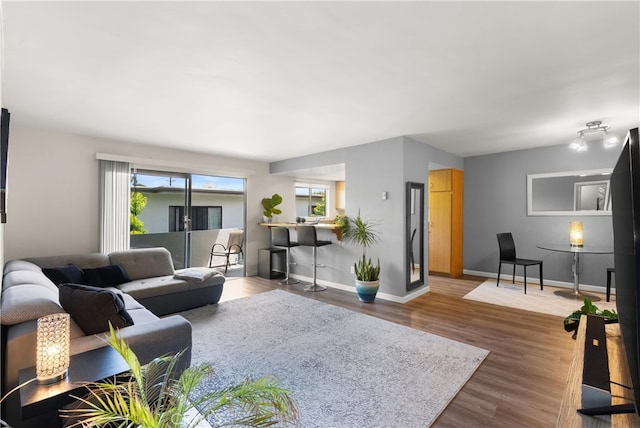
[355,279,380,303]
[263,216,273,223]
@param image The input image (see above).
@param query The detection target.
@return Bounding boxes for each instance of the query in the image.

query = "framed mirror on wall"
[406,182,425,291]
[527,169,613,216]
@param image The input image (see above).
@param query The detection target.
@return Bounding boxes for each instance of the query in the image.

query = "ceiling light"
[603,132,620,149]
[570,121,619,151]
[569,135,588,152]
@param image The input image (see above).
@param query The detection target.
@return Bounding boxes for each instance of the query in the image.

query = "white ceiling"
[2,1,639,168]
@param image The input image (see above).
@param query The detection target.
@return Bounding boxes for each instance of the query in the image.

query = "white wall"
[4,126,291,275]
[5,124,467,298]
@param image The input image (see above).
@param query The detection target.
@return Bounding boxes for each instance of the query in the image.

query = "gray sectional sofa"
[0,247,225,427]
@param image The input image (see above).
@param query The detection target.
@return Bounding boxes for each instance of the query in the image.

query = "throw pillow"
[42,264,85,286]
[83,264,131,287]
[58,283,134,335]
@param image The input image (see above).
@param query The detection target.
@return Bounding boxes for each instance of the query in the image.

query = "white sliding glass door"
[130,170,245,271]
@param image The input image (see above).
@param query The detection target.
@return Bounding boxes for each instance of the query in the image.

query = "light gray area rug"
[464,279,617,317]
[180,289,489,427]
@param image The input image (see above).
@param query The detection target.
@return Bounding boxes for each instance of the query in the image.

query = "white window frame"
[295,182,330,219]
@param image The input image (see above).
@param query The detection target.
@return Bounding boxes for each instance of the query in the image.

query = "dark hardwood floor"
[220,274,582,427]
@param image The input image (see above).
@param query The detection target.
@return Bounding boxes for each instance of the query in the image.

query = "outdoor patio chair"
[209,229,244,273]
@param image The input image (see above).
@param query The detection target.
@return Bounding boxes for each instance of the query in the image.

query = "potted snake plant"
[340,210,381,302]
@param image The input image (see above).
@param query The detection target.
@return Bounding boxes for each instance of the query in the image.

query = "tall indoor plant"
[261,193,283,223]
[340,210,381,302]
[62,325,298,427]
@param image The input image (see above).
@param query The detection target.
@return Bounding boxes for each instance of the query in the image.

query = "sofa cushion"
[117,276,189,300]
[83,264,130,287]
[1,270,59,292]
[0,284,64,325]
[42,264,85,286]
[127,307,162,325]
[3,259,42,275]
[119,292,146,311]
[26,253,111,270]
[59,283,134,335]
[109,248,174,280]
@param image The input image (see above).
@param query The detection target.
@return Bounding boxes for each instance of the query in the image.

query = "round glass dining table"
[536,243,613,301]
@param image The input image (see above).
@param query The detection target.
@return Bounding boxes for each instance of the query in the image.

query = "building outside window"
[169,206,222,232]
[295,183,329,218]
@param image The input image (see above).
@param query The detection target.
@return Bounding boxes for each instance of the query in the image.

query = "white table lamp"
[36,313,70,384]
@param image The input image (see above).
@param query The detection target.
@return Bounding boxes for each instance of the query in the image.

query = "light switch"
[382,192,388,200]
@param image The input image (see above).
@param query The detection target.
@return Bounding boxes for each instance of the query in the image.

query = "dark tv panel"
[0,107,9,223]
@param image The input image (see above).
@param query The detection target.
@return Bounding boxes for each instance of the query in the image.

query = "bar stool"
[271,227,299,285]
[606,267,615,302]
[296,225,331,292]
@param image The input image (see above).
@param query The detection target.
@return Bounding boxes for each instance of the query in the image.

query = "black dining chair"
[606,267,615,302]
[410,228,417,274]
[496,232,543,294]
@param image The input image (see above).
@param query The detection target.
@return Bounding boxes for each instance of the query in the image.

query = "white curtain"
[99,160,130,253]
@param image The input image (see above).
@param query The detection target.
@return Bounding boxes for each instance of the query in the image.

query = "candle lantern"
[36,313,70,384]
[569,221,584,247]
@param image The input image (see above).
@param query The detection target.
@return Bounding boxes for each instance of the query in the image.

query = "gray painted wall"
[464,142,622,290]
[270,136,464,299]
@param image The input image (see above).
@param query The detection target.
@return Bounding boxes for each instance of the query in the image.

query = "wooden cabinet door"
[429,191,452,273]
[429,170,452,192]
[335,181,345,211]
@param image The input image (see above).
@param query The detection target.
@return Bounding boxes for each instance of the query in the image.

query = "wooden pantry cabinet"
[428,169,463,277]
[335,181,345,212]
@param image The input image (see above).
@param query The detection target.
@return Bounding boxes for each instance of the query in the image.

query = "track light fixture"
[569,120,619,152]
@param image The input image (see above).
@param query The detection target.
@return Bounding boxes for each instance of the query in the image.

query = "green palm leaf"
[62,323,298,428]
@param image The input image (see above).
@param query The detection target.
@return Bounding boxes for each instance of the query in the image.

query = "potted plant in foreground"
[62,324,298,427]
[563,298,618,339]
[340,210,381,302]
[261,193,283,223]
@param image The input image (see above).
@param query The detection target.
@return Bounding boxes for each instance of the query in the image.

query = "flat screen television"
[609,127,640,415]
[0,107,9,223]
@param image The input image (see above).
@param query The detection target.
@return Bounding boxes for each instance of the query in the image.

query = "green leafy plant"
[261,194,283,218]
[312,192,326,216]
[62,324,298,427]
[130,191,148,235]
[563,298,618,338]
[334,214,347,228]
[340,210,381,281]
[354,254,381,281]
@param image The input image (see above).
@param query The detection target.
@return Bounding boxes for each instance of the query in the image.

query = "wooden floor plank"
[219,274,594,426]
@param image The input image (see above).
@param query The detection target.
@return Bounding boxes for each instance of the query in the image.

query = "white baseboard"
[288,274,430,304]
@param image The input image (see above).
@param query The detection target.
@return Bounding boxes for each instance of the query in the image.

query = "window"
[169,206,222,231]
[130,168,245,269]
[295,183,329,217]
